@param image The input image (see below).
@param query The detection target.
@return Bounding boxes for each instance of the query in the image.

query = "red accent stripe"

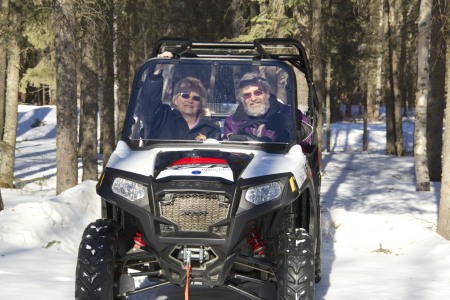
[170,157,227,166]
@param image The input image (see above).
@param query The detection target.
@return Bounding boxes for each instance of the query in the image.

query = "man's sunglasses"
[178,93,201,102]
[243,89,264,100]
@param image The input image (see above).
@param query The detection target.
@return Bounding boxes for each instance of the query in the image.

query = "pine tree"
[101,0,115,167]
[0,188,3,210]
[0,3,21,188]
[115,0,130,147]
[387,0,405,156]
[0,0,8,140]
[437,0,450,239]
[312,0,325,150]
[53,0,78,194]
[427,0,446,181]
[78,0,99,181]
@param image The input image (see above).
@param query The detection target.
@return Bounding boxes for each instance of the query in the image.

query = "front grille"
[159,193,229,231]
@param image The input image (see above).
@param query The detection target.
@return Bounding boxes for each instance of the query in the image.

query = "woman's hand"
[154,51,173,75]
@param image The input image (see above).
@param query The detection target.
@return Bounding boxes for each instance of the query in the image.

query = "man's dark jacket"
[223,96,293,142]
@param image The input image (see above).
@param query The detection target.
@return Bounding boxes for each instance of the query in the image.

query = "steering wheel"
[234,119,270,142]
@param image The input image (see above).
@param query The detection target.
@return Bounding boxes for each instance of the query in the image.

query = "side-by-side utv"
[75,38,322,300]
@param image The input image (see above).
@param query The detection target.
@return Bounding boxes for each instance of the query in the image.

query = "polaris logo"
[181,208,209,216]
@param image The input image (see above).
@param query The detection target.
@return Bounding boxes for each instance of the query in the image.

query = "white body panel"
[240,144,307,185]
[107,141,308,184]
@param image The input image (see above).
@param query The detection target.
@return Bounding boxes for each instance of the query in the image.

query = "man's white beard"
[244,100,270,117]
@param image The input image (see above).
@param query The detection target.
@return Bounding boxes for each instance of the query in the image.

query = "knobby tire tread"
[277,228,315,300]
[75,219,123,300]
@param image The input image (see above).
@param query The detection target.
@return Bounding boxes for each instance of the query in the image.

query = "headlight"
[245,181,282,205]
[112,178,145,201]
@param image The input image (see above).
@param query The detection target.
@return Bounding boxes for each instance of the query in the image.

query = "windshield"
[125,59,301,147]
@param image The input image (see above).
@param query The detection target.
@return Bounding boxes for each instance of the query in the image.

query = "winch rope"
[184,250,192,300]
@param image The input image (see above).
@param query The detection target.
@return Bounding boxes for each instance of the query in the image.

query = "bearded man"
[224,72,303,142]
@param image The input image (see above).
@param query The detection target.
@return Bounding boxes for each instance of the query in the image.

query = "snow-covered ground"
[0,105,449,299]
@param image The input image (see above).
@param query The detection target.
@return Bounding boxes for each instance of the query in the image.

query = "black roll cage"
[151,37,319,125]
[151,38,309,72]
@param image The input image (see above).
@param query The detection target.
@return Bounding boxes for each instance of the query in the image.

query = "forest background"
[0,0,450,239]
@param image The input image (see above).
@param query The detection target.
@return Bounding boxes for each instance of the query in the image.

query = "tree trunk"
[374,0,384,122]
[311,0,325,150]
[79,13,99,182]
[374,55,382,120]
[395,0,406,155]
[366,54,376,122]
[0,46,6,140]
[384,0,396,155]
[427,0,446,181]
[365,0,378,123]
[0,0,8,140]
[325,50,331,153]
[230,0,244,38]
[116,0,130,146]
[268,0,287,38]
[388,0,405,156]
[325,0,332,153]
[414,0,432,191]
[54,0,78,194]
[0,188,3,210]
[384,64,396,154]
[363,60,368,152]
[437,0,450,239]
[102,0,115,167]
[292,0,309,46]
[0,30,20,188]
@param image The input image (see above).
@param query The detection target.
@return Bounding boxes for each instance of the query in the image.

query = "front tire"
[277,228,315,300]
[75,219,126,300]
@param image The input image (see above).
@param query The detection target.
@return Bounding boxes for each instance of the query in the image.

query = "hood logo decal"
[156,157,234,182]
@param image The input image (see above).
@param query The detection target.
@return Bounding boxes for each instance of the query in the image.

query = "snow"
[1,105,449,299]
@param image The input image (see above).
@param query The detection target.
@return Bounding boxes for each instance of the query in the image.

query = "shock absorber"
[247,227,266,257]
[133,232,147,249]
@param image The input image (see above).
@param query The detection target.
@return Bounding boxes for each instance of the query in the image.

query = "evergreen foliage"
[0,0,449,230]
[225,0,305,42]
[20,56,54,93]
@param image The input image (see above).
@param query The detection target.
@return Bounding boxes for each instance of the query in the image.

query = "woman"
[136,52,221,141]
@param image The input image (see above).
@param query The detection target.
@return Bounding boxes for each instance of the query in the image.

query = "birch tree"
[414,0,432,191]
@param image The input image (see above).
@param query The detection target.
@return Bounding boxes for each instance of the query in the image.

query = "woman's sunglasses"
[243,89,264,100]
[178,93,201,102]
